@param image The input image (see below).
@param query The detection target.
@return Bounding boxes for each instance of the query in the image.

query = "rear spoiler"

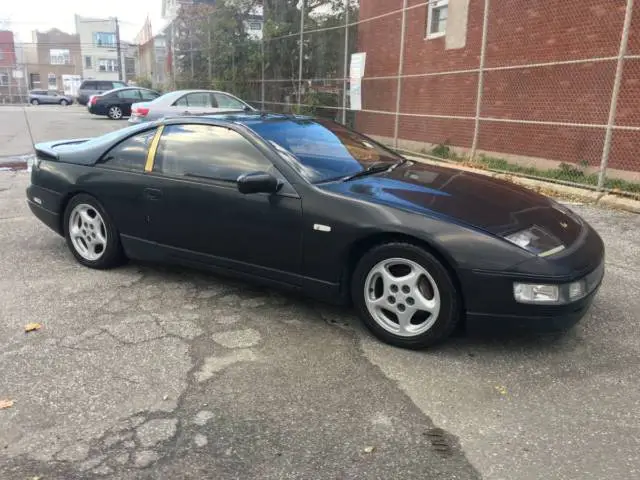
[34,138,92,162]
[34,145,59,161]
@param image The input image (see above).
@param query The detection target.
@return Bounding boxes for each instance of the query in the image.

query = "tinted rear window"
[81,81,97,89]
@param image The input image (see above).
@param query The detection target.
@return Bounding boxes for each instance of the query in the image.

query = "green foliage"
[173,0,359,110]
[476,155,640,194]
[133,76,153,89]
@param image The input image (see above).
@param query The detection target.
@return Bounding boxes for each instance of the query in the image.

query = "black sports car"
[26,113,605,348]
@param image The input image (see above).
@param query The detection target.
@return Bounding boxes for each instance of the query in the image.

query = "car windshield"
[249,118,404,183]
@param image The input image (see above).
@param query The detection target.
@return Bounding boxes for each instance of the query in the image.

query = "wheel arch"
[58,189,92,233]
[342,232,465,315]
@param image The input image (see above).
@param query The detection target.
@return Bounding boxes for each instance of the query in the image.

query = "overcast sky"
[2,0,164,43]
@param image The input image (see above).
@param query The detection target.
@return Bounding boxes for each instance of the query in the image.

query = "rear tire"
[108,105,123,120]
[351,242,460,349]
[31,99,39,105]
[63,194,124,269]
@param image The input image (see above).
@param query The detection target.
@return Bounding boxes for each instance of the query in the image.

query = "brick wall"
[356,0,639,173]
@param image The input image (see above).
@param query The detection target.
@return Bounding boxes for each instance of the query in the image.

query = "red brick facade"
[356,0,639,173]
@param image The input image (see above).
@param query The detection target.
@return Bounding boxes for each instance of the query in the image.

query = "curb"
[404,155,640,214]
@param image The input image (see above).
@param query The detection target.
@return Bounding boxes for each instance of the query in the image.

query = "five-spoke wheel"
[64,194,124,269]
[68,204,108,261]
[352,242,459,349]
[108,106,123,120]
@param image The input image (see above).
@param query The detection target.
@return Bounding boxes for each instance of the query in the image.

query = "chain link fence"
[169,0,640,198]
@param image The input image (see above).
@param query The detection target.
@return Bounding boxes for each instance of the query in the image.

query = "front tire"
[31,99,39,105]
[351,242,460,349]
[108,105,123,120]
[63,194,124,269]
[60,99,69,106]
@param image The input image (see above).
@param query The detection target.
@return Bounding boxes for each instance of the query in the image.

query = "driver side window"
[153,124,272,182]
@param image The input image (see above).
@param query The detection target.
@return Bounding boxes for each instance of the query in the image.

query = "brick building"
[0,30,19,102]
[24,29,82,91]
[356,0,640,178]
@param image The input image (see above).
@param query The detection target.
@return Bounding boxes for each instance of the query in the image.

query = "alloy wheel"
[68,204,108,261]
[364,257,441,337]
[109,106,122,119]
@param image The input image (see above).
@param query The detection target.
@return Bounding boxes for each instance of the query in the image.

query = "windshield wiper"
[342,159,405,182]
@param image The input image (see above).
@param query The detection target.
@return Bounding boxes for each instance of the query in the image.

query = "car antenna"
[22,104,37,155]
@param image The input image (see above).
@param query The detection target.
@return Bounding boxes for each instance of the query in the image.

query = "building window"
[48,73,57,89]
[30,73,41,89]
[426,0,448,39]
[50,49,71,65]
[98,58,118,72]
[248,21,262,31]
[85,56,92,68]
[0,50,4,61]
[94,32,117,48]
[0,73,8,86]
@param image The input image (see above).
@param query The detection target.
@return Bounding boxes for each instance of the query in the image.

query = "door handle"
[143,188,162,201]
[182,110,191,115]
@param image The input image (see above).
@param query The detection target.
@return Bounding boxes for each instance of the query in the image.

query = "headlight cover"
[504,226,565,257]
[514,279,588,304]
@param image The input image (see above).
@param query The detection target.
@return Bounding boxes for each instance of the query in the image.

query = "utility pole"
[115,17,123,81]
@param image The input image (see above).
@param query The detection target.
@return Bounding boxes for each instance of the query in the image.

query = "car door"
[142,123,304,277]
[89,127,159,239]
[45,91,58,104]
[117,89,143,116]
[170,92,216,116]
[213,92,250,111]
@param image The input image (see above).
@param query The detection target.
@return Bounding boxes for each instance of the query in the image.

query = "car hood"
[320,161,582,244]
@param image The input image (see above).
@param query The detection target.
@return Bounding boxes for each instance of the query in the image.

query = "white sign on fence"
[349,52,367,111]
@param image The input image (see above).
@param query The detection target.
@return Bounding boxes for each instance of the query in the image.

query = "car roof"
[162,112,313,127]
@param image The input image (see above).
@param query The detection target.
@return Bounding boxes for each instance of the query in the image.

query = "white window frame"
[50,48,71,65]
[98,58,118,72]
[426,0,449,39]
[0,73,8,86]
[85,56,92,68]
[48,73,57,89]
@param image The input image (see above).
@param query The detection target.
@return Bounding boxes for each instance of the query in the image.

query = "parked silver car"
[28,90,74,106]
[129,89,255,123]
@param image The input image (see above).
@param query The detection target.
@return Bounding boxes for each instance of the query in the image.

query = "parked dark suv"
[76,80,128,105]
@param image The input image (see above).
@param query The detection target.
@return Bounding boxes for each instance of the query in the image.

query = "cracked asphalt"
[1,107,639,480]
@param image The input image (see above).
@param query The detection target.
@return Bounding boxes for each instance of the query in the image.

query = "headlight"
[514,279,588,304]
[504,226,565,256]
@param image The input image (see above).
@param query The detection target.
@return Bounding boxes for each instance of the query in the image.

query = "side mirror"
[237,172,281,194]
[244,105,253,112]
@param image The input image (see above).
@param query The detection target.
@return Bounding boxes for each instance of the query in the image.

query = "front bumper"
[461,223,605,331]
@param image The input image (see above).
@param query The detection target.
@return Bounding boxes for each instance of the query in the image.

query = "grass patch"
[427,144,640,195]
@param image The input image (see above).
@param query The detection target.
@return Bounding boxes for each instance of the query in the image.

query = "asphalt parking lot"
[1,106,639,480]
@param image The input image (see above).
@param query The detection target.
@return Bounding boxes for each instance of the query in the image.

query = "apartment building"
[24,29,82,92]
[0,30,19,102]
[75,15,121,81]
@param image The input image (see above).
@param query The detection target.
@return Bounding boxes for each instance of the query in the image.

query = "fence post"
[297,0,306,109]
[393,0,408,148]
[341,0,350,124]
[470,0,490,161]
[598,0,634,191]
[261,33,266,110]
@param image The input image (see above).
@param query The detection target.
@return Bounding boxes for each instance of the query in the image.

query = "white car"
[129,89,255,123]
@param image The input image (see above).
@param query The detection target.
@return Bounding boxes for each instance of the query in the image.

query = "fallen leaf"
[363,446,375,454]
[24,323,42,333]
[494,385,508,396]
[0,399,14,409]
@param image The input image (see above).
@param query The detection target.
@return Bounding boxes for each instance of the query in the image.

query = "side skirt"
[120,234,345,305]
